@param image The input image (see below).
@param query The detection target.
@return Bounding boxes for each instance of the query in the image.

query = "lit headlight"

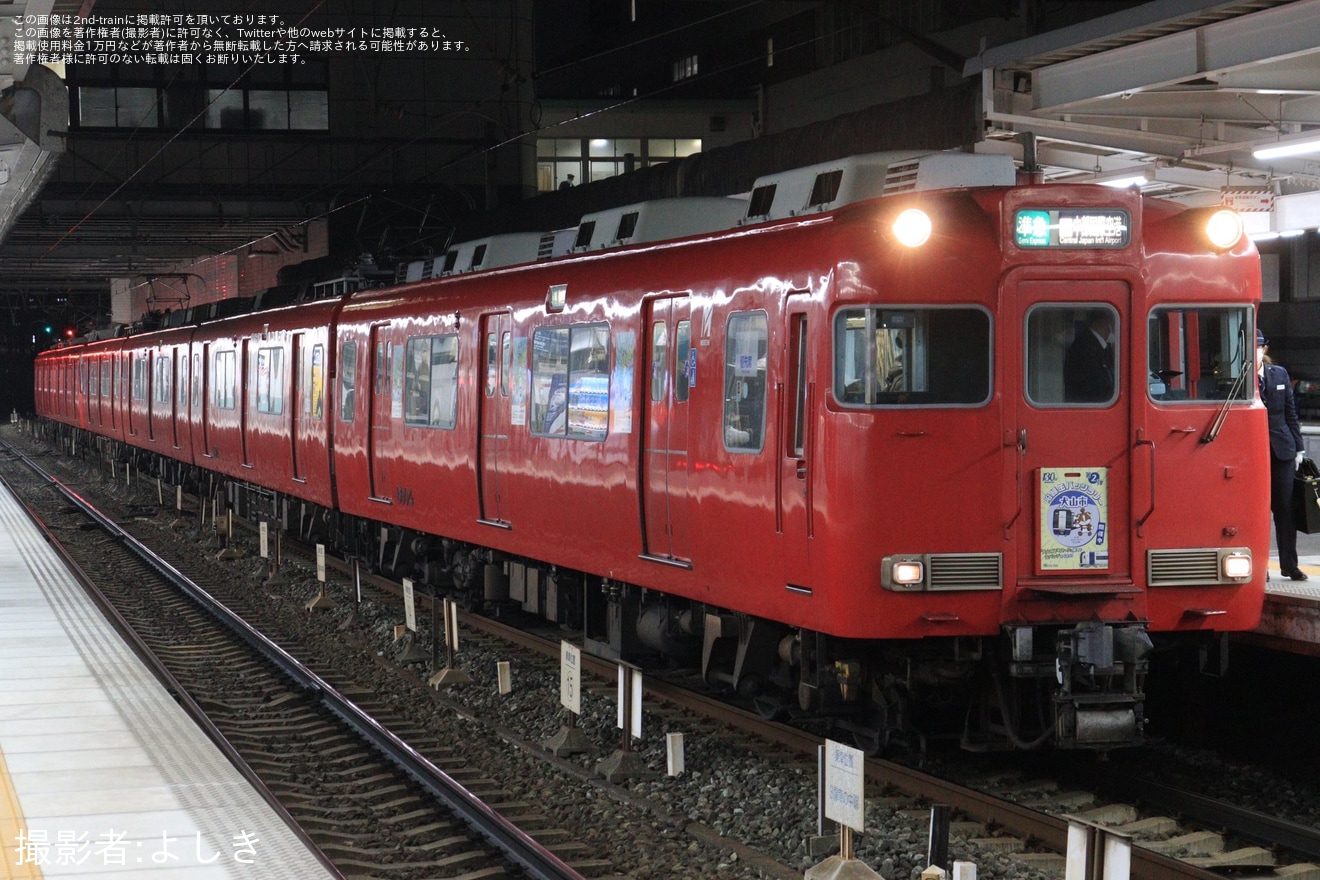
[882,555,926,591]
[892,209,932,247]
[1220,551,1252,580]
[1205,209,1243,250]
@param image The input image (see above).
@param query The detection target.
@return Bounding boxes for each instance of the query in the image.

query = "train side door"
[368,324,393,502]
[478,312,512,526]
[290,333,306,483]
[779,302,814,588]
[240,340,252,466]
[172,348,182,449]
[641,295,692,563]
[1009,279,1132,586]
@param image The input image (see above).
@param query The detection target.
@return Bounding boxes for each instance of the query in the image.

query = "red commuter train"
[35,152,1269,752]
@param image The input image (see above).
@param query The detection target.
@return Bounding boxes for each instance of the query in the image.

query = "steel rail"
[2,441,586,880]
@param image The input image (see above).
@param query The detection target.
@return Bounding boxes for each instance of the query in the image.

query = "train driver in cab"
[1064,309,1116,403]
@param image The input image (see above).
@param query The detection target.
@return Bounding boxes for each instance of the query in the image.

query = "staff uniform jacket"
[1262,362,1304,461]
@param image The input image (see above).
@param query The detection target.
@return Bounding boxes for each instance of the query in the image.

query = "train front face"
[824,186,1266,750]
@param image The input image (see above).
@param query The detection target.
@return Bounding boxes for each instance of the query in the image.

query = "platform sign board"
[402,578,417,631]
[1039,467,1109,572]
[559,641,581,715]
[824,739,865,832]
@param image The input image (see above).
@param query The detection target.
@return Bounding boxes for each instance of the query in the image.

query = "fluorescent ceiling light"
[1097,173,1149,188]
[1089,167,1154,188]
[1253,135,1320,160]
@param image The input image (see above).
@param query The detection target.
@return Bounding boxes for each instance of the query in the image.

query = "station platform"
[0,478,336,878]
[1247,525,1320,657]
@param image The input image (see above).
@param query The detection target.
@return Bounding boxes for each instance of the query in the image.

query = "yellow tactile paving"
[0,744,42,880]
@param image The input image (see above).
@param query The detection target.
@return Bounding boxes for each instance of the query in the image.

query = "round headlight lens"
[893,209,932,247]
[1206,209,1244,250]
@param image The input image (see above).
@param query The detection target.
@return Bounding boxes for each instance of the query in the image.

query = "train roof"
[740,151,1017,224]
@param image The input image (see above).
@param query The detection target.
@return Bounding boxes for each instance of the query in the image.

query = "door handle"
[796,459,807,479]
[1017,428,1027,453]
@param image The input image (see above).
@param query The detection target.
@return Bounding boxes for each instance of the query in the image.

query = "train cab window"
[339,341,357,422]
[256,347,285,414]
[1026,305,1118,407]
[834,307,990,406]
[723,311,768,452]
[1147,306,1253,403]
[404,335,459,429]
[531,323,609,440]
[213,351,236,409]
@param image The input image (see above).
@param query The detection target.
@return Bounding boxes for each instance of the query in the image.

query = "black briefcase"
[1295,458,1320,534]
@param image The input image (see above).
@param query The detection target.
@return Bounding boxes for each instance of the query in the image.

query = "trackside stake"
[175,485,182,512]
[497,660,511,694]
[666,732,684,776]
[157,476,162,506]
[306,543,333,611]
[428,598,471,687]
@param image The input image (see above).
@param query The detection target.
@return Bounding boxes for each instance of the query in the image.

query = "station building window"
[71,62,329,131]
[834,307,991,406]
[536,137,702,192]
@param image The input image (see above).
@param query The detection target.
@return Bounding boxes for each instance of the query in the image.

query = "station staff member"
[1259,329,1308,581]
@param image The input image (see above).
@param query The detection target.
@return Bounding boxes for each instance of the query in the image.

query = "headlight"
[1205,209,1243,250]
[892,209,932,247]
[1221,551,1252,580]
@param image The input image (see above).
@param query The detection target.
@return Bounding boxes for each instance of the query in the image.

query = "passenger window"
[339,340,357,422]
[1026,305,1117,407]
[675,320,691,402]
[723,311,768,453]
[501,331,512,397]
[213,351,236,410]
[310,344,325,419]
[154,356,171,404]
[1147,306,1252,402]
[256,347,284,414]
[404,335,459,429]
[531,323,609,440]
[650,322,668,402]
[834,307,990,406]
[485,333,498,397]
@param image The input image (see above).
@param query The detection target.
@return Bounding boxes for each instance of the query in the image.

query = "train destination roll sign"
[1014,209,1130,248]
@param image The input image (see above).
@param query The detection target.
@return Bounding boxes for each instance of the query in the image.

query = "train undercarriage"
[46,425,1171,754]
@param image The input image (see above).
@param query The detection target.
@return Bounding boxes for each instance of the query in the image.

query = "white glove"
[1299,451,1307,467]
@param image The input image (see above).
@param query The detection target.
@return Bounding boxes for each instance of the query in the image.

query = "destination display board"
[1014,209,1130,248]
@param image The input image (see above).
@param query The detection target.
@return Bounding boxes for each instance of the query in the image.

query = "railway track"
[8,425,1320,880]
[0,441,593,880]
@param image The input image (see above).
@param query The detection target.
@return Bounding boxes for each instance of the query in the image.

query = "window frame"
[530,322,611,442]
[403,334,460,430]
[832,305,993,408]
[722,310,769,454]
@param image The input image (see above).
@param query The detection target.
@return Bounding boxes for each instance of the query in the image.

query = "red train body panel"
[36,165,1269,751]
